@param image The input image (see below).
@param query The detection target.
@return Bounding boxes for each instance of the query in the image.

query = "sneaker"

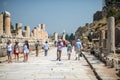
[59,59,61,61]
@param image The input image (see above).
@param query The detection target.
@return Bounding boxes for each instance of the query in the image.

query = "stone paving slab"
[0,47,97,80]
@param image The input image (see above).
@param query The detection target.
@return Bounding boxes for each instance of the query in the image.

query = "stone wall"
[0,37,39,57]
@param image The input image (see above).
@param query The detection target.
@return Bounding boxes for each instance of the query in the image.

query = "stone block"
[0,49,7,57]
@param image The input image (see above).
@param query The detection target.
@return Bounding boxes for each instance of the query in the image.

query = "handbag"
[79,52,82,57]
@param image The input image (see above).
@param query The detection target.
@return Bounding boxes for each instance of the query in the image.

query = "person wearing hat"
[75,39,82,60]
[14,41,20,62]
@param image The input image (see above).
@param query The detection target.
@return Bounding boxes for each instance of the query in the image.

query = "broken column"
[33,28,37,39]
[25,26,30,37]
[54,32,58,41]
[36,27,39,39]
[41,24,45,31]
[106,16,115,67]
[16,23,22,37]
[4,11,11,36]
[107,17,115,54]
[62,30,66,40]
[0,13,3,35]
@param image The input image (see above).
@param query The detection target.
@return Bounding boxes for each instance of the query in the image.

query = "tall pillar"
[4,11,11,36]
[54,32,58,41]
[25,26,30,37]
[107,17,115,54]
[62,31,66,40]
[101,30,106,48]
[36,27,39,39]
[41,24,45,31]
[0,13,3,35]
[16,23,22,37]
[33,29,37,38]
[30,32,33,38]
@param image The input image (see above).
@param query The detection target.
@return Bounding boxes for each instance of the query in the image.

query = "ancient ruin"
[75,0,120,74]
[0,11,48,57]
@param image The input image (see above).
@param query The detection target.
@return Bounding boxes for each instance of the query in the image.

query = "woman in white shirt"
[6,40,12,63]
[23,40,29,62]
[43,41,49,56]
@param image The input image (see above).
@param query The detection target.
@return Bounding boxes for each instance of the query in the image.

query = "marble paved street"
[0,47,97,80]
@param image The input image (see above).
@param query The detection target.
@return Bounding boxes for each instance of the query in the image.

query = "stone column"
[16,23,22,37]
[43,31,48,42]
[25,26,30,37]
[107,17,115,54]
[54,32,58,41]
[0,13,3,35]
[101,30,106,48]
[36,27,39,39]
[30,32,33,38]
[62,31,66,40]
[4,11,11,36]
[41,24,45,31]
[33,29,37,38]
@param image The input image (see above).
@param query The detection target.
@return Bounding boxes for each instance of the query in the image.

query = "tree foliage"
[69,33,75,41]
[65,34,69,41]
[65,33,75,41]
[87,33,92,42]
[10,22,14,30]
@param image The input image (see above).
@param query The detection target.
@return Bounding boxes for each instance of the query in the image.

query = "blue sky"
[0,0,103,35]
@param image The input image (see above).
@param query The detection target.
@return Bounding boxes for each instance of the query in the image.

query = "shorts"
[14,50,19,55]
[24,50,29,54]
[57,50,62,53]
[7,50,12,55]
[67,51,72,54]
[75,48,81,54]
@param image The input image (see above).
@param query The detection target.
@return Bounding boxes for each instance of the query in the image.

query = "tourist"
[75,39,82,60]
[43,41,49,56]
[67,42,72,60]
[56,39,63,61]
[23,40,29,62]
[6,40,12,63]
[14,41,20,62]
[35,40,40,57]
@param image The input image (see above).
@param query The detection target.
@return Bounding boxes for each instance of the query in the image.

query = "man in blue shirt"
[75,39,82,60]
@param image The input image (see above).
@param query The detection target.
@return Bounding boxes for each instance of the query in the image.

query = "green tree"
[10,22,14,30]
[87,33,92,42]
[65,34,69,41]
[69,33,75,41]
